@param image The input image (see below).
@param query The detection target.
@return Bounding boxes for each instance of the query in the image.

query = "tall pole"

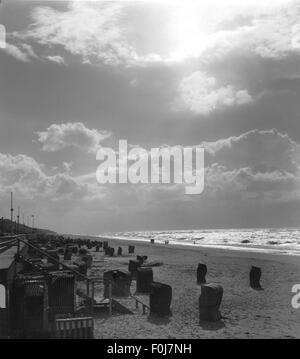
[10,192,14,235]
[22,213,25,226]
[31,214,35,233]
[17,207,20,234]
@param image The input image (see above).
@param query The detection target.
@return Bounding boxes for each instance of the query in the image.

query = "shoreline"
[66,233,300,266]
[93,235,300,260]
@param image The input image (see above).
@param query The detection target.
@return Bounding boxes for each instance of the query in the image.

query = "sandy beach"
[85,237,300,339]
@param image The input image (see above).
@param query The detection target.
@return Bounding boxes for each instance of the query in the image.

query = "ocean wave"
[100,228,300,256]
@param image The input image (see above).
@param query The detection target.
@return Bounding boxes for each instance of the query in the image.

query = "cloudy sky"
[0,0,300,234]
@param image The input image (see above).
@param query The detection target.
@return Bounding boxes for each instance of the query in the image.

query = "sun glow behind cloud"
[6,0,296,65]
[166,5,212,61]
[158,0,294,62]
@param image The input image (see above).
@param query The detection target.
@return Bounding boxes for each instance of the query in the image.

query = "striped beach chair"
[55,317,94,339]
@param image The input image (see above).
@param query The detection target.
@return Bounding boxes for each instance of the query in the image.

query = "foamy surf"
[98,228,300,257]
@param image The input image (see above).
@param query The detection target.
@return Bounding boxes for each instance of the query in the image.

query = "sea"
[99,228,300,256]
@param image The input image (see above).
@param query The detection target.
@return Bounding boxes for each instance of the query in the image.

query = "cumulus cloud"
[0,151,111,214]
[93,128,300,207]
[201,129,300,174]
[168,1,300,65]
[204,164,300,206]
[0,153,94,201]
[189,128,300,210]
[5,0,300,68]
[191,1,300,69]
[247,2,300,59]
[36,122,111,154]
[16,1,137,66]
[178,71,252,114]
[1,127,300,232]
[0,153,46,198]
[0,43,36,62]
[46,55,65,65]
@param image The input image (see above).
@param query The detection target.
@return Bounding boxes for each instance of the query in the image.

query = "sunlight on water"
[100,228,300,256]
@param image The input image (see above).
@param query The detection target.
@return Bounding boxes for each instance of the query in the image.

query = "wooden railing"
[131,295,150,315]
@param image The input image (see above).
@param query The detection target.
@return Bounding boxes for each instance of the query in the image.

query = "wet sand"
[87,237,300,339]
